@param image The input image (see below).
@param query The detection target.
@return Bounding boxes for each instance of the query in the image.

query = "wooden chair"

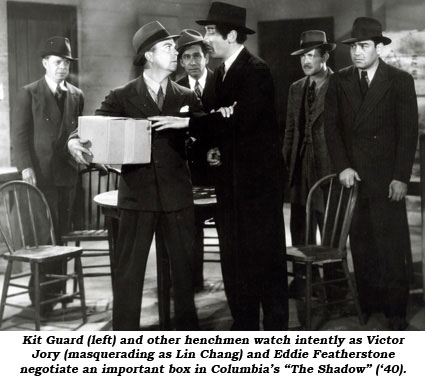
[286,174,365,329]
[62,165,120,286]
[0,181,86,330]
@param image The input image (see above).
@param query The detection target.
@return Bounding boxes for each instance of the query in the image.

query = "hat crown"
[196,1,255,34]
[300,30,328,46]
[176,29,204,51]
[132,21,171,54]
[40,36,76,60]
[351,17,384,40]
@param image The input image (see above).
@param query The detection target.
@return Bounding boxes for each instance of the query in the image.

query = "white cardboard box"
[78,116,151,164]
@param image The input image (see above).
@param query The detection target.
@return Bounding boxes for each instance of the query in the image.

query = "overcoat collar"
[340,58,391,129]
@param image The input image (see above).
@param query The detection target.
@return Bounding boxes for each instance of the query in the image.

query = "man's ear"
[376,42,384,56]
[205,53,210,65]
[227,30,237,43]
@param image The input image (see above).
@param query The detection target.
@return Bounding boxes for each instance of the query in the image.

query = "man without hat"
[284,31,344,300]
[324,17,418,330]
[151,2,288,330]
[68,21,231,330]
[12,36,84,312]
[175,29,216,292]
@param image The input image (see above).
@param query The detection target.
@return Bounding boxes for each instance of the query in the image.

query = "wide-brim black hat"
[40,36,77,60]
[341,17,391,45]
[291,30,336,56]
[133,21,179,66]
[196,2,255,35]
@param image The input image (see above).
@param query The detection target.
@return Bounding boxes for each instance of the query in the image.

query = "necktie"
[157,85,164,111]
[194,80,202,98]
[360,70,369,98]
[55,85,65,115]
[307,80,316,109]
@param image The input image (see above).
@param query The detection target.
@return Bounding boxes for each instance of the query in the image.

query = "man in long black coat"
[151,2,288,330]
[324,17,418,330]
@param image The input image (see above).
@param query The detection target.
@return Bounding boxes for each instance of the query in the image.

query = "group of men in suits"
[285,18,418,330]
[14,0,418,331]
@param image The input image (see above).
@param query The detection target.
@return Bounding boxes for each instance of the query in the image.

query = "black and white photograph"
[0,0,424,337]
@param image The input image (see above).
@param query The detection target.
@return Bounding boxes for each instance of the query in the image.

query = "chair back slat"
[0,181,56,254]
[70,166,120,231]
[305,174,358,251]
[26,186,39,247]
[13,185,26,248]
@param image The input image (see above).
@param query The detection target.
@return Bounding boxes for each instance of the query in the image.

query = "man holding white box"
[68,21,231,331]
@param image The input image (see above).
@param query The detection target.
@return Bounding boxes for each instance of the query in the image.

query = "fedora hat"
[341,17,391,45]
[196,2,255,35]
[291,30,336,56]
[132,21,179,66]
[176,29,206,52]
[40,36,77,60]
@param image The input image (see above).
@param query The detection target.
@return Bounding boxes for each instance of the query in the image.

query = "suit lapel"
[128,75,161,116]
[354,60,391,128]
[39,78,62,124]
[340,66,363,118]
[309,68,333,127]
[294,77,308,131]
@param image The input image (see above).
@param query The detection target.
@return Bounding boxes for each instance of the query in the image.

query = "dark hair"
[315,47,329,57]
[215,24,247,44]
[178,42,209,60]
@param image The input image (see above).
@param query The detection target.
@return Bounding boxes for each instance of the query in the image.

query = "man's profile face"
[180,44,209,80]
[350,40,382,70]
[203,25,228,59]
[300,48,326,77]
[149,38,178,73]
[42,55,70,83]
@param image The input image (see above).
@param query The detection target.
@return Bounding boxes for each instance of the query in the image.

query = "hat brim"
[40,52,78,61]
[341,36,391,45]
[133,34,180,66]
[196,19,255,34]
[290,42,336,56]
[176,40,207,52]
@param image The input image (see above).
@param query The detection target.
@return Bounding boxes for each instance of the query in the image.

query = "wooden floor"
[1,204,424,331]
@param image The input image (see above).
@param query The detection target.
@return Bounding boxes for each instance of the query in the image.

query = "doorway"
[7,1,78,158]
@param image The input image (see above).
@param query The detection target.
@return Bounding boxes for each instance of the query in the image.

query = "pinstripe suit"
[325,59,418,319]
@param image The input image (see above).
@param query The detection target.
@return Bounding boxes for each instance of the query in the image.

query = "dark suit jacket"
[177,68,215,112]
[283,68,333,187]
[190,47,284,201]
[95,75,204,212]
[325,59,418,197]
[12,77,84,188]
[177,68,215,186]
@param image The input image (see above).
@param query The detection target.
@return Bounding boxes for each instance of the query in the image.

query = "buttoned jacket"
[325,59,418,197]
[12,77,84,188]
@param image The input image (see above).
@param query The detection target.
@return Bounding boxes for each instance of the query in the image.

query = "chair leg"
[73,241,81,295]
[75,255,87,323]
[33,263,41,331]
[305,262,312,330]
[341,259,365,325]
[0,261,13,328]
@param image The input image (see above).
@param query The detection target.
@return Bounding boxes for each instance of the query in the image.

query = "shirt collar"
[188,68,208,91]
[358,59,379,83]
[45,75,67,94]
[309,67,331,91]
[223,45,244,75]
[143,71,168,95]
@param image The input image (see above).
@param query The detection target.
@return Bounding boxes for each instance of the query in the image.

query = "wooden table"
[94,186,217,329]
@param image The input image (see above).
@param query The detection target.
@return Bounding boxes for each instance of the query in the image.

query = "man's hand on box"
[68,138,93,166]
[148,116,190,131]
[22,167,36,186]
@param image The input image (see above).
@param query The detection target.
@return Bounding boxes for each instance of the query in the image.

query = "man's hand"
[68,138,93,166]
[207,147,221,167]
[388,180,407,201]
[339,168,361,188]
[22,167,36,186]
[212,101,237,118]
[148,116,189,131]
